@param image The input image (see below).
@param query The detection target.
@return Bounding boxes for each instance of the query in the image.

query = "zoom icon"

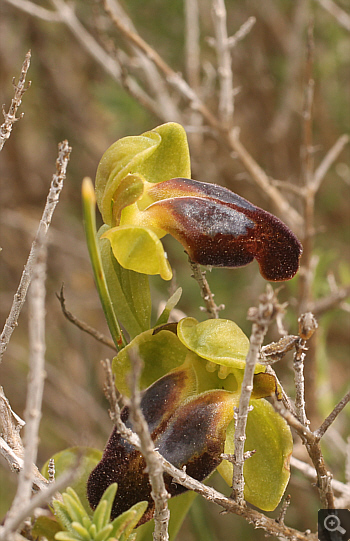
[318,509,350,540]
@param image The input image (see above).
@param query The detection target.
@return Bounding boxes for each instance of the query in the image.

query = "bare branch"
[232,285,282,505]
[211,0,234,126]
[0,50,31,152]
[314,0,350,32]
[290,456,350,498]
[227,16,256,49]
[310,284,350,316]
[315,390,350,441]
[0,140,71,363]
[128,348,170,541]
[188,258,224,318]
[312,134,350,191]
[56,284,117,351]
[4,0,60,21]
[4,237,47,530]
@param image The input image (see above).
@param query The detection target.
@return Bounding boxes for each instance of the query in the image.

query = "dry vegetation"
[0,0,349,540]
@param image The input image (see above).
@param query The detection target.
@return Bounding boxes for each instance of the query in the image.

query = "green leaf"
[112,329,188,395]
[82,177,125,349]
[98,226,151,339]
[217,399,293,511]
[155,287,182,327]
[96,122,191,226]
[42,447,102,515]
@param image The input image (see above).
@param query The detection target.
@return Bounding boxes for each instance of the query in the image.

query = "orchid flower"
[95,122,302,282]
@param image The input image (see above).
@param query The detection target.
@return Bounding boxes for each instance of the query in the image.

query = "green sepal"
[70,522,90,541]
[42,447,102,515]
[155,287,182,327]
[96,122,191,225]
[217,399,293,511]
[98,225,151,339]
[112,329,188,396]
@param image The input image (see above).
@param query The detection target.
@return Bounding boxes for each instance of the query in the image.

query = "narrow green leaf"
[62,493,89,524]
[82,177,125,350]
[155,287,182,327]
[93,523,113,541]
[71,521,91,541]
[52,500,74,533]
[110,501,148,539]
[55,532,81,541]
[93,483,118,531]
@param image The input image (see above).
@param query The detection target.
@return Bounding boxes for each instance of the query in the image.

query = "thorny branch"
[188,258,224,318]
[128,348,170,541]
[0,50,31,152]
[0,140,71,363]
[232,285,283,505]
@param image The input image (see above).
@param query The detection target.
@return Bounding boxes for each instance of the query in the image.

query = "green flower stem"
[82,177,126,350]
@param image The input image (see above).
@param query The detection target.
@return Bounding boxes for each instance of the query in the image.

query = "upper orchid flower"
[95,123,302,282]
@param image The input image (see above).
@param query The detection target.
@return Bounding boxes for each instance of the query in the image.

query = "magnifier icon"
[324,514,346,535]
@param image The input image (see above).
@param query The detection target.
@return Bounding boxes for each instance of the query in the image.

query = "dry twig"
[0,50,31,152]
[56,284,117,351]
[188,259,224,318]
[0,140,71,363]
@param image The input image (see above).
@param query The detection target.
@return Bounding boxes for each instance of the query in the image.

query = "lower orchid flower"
[87,317,293,525]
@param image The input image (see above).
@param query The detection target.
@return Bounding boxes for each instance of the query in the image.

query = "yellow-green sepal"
[217,399,293,511]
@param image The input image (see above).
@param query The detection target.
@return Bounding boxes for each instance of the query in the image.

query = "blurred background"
[0,0,349,539]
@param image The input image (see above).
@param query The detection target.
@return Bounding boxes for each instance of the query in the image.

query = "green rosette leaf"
[42,447,102,514]
[96,122,191,225]
[112,329,188,396]
[217,399,293,511]
[98,225,151,339]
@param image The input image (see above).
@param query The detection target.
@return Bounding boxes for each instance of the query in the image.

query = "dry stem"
[188,259,224,318]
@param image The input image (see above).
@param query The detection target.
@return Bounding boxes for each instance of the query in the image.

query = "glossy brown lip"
[145,178,303,281]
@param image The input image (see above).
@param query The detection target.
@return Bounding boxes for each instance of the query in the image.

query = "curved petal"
[217,399,293,511]
[101,225,172,280]
[143,178,303,281]
[95,123,191,225]
[177,317,266,372]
